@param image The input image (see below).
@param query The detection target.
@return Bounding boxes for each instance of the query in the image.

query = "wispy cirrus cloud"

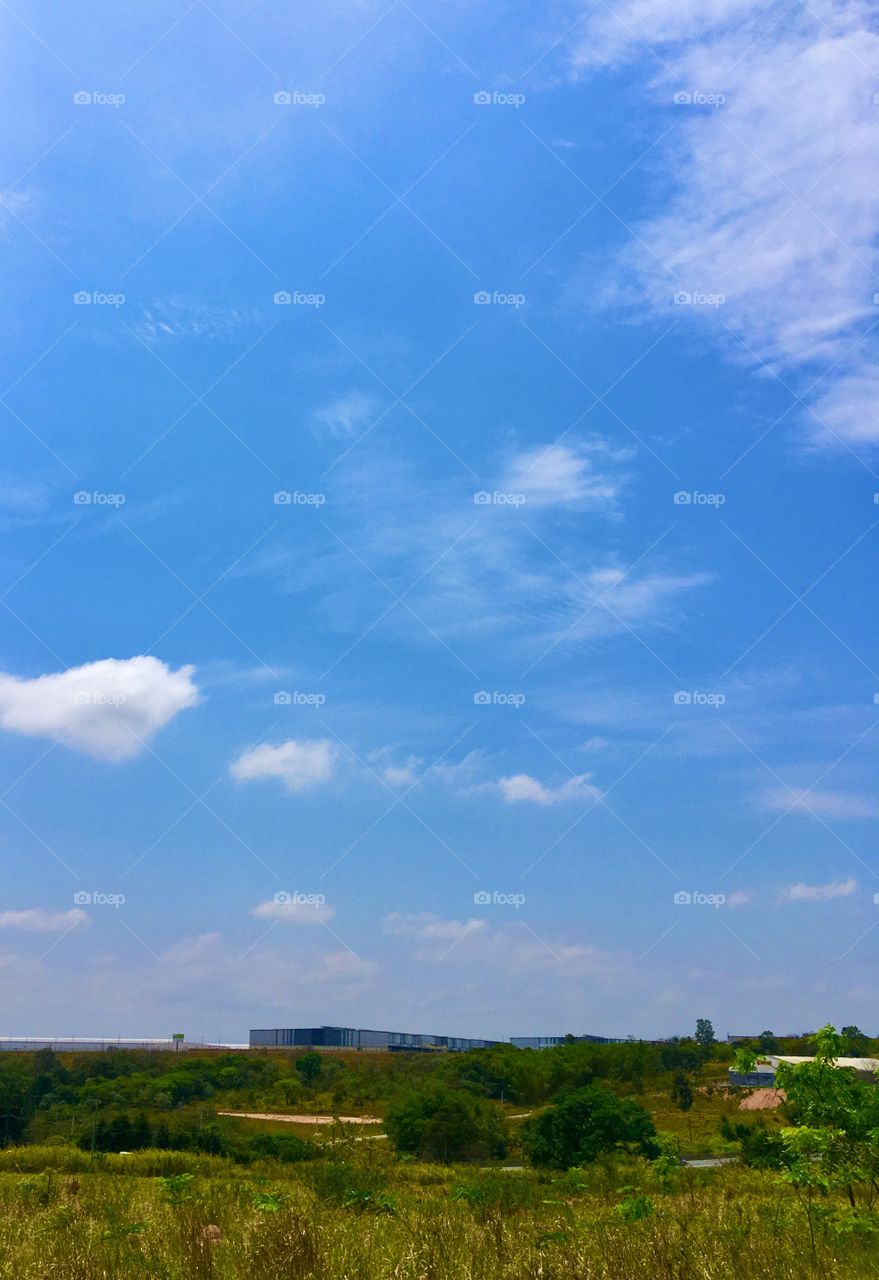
[779,877,858,903]
[571,0,879,448]
[0,907,89,933]
[760,787,878,820]
[494,772,602,806]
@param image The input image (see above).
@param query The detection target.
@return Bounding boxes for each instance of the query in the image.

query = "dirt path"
[217,1111,382,1125]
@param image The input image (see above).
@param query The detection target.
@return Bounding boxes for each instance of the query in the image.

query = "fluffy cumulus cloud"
[0,907,89,932]
[0,657,199,761]
[495,772,602,806]
[231,738,338,793]
[779,877,858,903]
[571,0,879,447]
[251,895,335,924]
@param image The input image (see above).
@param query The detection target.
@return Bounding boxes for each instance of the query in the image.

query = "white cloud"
[760,787,878,819]
[500,440,630,508]
[231,738,338,793]
[779,877,857,903]
[0,657,199,761]
[251,896,334,924]
[496,772,602,806]
[571,0,879,447]
[384,912,487,943]
[0,908,89,933]
[726,890,751,908]
[313,391,378,437]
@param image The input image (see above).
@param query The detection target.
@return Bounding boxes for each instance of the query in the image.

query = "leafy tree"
[385,1083,506,1162]
[694,1019,715,1049]
[841,1025,869,1056]
[775,1023,879,1235]
[671,1072,694,1113]
[757,1029,778,1053]
[294,1052,323,1088]
[522,1083,659,1169]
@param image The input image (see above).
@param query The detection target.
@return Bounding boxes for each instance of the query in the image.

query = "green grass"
[0,1144,876,1279]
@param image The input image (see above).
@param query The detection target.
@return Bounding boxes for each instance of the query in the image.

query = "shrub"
[522,1084,659,1169]
[385,1083,506,1163]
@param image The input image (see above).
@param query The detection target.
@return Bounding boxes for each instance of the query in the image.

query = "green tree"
[775,1023,879,1234]
[522,1083,659,1170]
[694,1019,715,1049]
[294,1052,323,1088]
[757,1029,778,1053]
[841,1025,869,1056]
[385,1083,506,1163]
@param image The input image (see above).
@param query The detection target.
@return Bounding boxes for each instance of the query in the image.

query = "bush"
[385,1083,506,1162]
[522,1084,659,1169]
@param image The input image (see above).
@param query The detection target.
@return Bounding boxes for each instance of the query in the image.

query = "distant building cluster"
[0,1027,630,1055]
[250,1026,626,1052]
[249,1026,500,1052]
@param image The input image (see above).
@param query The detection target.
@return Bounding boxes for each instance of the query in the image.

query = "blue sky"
[0,0,877,1041]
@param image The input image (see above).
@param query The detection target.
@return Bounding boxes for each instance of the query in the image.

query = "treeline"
[78,1111,314,1164]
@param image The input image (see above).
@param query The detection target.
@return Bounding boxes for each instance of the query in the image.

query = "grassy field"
[0,1142,874,1279]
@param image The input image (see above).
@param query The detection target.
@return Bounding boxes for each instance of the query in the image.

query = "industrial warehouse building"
[729,1054,879,1086]
[249,1025,500,1051]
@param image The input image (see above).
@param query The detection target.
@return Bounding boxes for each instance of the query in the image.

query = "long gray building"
[249,1025,499,1052]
